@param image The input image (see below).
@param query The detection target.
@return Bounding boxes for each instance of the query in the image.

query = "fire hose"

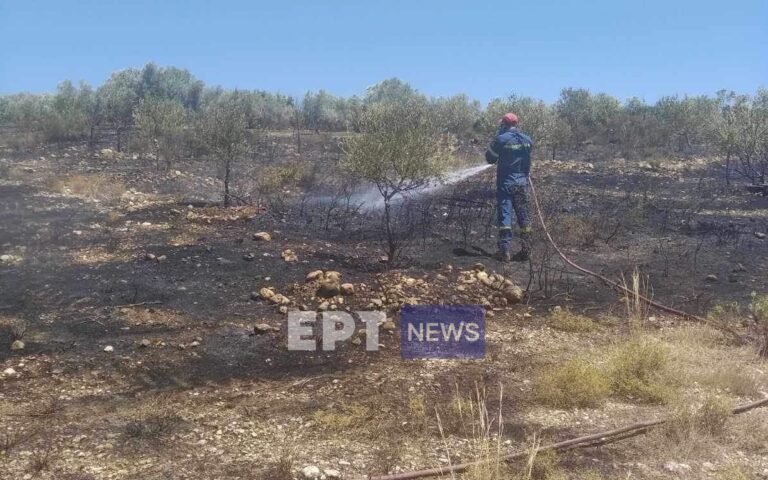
[362,397,768,480]
[526,176,743,344]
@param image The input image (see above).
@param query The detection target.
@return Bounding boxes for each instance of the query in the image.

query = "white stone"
[302,465,322,479]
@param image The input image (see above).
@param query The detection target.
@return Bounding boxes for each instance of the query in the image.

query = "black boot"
[495,247,512,263]
[511,233,531,262]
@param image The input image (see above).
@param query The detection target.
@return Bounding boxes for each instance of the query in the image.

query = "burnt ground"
[1,136,767,480]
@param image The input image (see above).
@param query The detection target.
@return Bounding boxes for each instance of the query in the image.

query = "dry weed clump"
[664,395,732,443]
[311,402,370,432]
[532,358,610,409]
[435,384,514,480]
[548,308,596,333]
[531,335,675,409]
[47,173,126,202]
[696,366,761,398]
[750,293,768,357]
[607,336,674,404]
[507,448,566,480]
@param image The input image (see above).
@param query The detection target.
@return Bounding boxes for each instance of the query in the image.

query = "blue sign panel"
[400,305,485,359]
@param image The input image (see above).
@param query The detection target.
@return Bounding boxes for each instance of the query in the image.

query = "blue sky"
[1,0,766,102]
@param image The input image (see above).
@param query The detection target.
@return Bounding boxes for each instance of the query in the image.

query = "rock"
[318,301,330,311]
[756,232,766,239]
[10,340,24,351]
[0,254,11,262]
[472,262,486,272]
[305,270,324,282]
[253,232,271,241]
[663,462,691,474]
[259,288,275,300]
[371,298,383,308]
[502,285,524,304]
[3,367,17,376]
[270,294,290,305]
[324,271,342,283]
[138,339,151,348]
[100,148,118,160]
[382,320,397,331]
[317,280,341,298]
[254,323,279,335]
[436,273,448,281]
[103,345,114,353]
[324,469,341,479]
[144,253,156,261]
[278,305,288,314]
[340,283,355,296]
[301,465,322,479]
[705,274,718,283]
[249,291,261,301]
[733,263,747,273]
[281,249,298,262]
[156,255,167,263]
[189,341,200,347]
[242,252,255,261]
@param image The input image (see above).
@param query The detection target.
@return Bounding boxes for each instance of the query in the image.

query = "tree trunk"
[223,158,231,207]
[116,127,122,152]
[89,126,95,148]
[383,199,396,263]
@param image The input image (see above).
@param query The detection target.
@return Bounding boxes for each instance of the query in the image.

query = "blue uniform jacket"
[485,126,533,187]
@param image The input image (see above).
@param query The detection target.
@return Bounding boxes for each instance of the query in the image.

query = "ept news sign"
[400,305,485,359]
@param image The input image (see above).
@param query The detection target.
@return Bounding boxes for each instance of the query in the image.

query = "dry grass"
[621,269,651,329]
[548,308,596,333]
[311,402,370,432]
[696,366,761,398]
[46,173,126,202]
[434,384,513,480]
[116,307,188,328]
[531,358,610,409]
[532,334,675,409]
[664,395,732,443]
[69,246,132,265]
[714,464,751,480]
[509,448,566,480]
[607,336,674,404]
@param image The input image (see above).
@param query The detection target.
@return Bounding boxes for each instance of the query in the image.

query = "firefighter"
[485,113,533,262]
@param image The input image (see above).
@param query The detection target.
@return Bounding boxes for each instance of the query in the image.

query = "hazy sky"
[1,0,766,102]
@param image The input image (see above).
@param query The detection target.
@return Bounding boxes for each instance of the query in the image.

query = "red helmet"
[501,113,519,125]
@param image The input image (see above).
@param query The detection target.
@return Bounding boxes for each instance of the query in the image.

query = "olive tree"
[481,95,562,158]
[134,97,187,170]
[38,80,90,143]
[342,99,452,261]
[364,78,423,105]
[713,89,768,185]
[196,100,248,206]
[99,69,140,151]
[431,94,481,137]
